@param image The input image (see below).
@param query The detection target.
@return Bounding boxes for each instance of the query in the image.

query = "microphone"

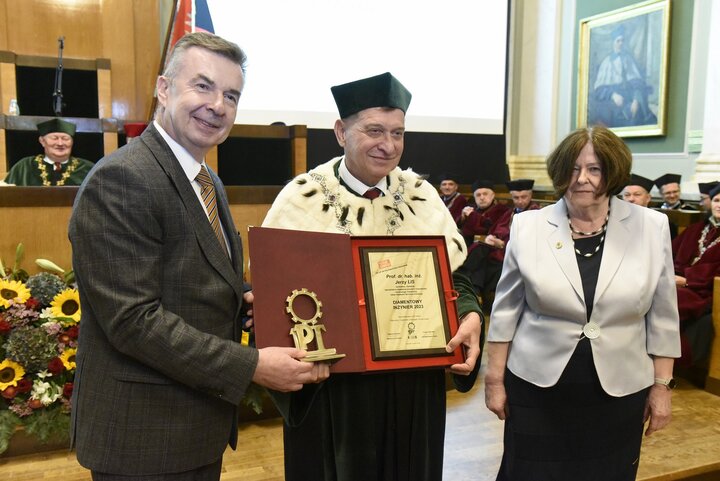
[52,36,65,116]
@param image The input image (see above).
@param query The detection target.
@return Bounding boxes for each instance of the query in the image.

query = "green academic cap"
[331,72,412,119]
[37,118,76,137]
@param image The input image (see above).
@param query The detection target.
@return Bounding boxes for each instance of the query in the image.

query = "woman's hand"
[644,384,672,436]
[485,377,508,420]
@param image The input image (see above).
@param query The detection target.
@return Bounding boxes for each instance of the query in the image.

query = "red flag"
[169,0,193,49]
[168,0,215,51]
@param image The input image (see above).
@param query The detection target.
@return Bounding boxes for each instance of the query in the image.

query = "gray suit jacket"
[68,124,258,474]
[488,196,680,396]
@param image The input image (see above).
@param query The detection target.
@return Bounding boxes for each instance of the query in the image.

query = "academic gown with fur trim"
[262,157,482,481]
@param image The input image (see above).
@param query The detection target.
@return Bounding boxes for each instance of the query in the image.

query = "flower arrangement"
[0,244,78,454]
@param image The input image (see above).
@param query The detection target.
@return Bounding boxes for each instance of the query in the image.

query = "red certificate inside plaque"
[249,227,464,373]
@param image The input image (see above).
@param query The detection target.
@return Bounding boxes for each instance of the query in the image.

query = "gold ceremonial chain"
[692,223,720,265]
[35,155,80,186]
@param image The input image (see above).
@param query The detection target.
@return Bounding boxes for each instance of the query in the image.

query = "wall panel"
[0,0,161,121]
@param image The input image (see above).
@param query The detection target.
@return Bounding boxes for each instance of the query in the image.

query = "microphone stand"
[53,37,64,116]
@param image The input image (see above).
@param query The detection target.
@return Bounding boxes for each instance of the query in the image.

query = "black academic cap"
[506,179,534,191]
[471,179,495,192]
[438,172,460,183]
[627,173,654,193]
[698,181,719,196]
[37,118,76,137]
[331,72,412,119]
[654,173,681,189]
[709,183,720,200]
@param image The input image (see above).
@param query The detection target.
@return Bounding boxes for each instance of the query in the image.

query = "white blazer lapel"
[593,197,631,311]
[545,199,584,301]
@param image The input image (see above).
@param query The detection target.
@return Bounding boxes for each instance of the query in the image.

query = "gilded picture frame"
[577,0,671,137]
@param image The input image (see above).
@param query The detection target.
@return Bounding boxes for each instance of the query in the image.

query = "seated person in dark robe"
[622,173,678,238]
[459,179,510,246]
[437,171,467,224]
[458,178,539,302]
[655,173,696,211]
[4,118,94,186]
[672,183,720,371]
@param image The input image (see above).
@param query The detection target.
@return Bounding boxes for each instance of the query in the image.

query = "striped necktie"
[196,165,229,257]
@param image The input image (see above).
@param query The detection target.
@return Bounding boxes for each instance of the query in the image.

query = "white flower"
[39,307,54,319]
[31,379,62,406]
[36,370,52,379]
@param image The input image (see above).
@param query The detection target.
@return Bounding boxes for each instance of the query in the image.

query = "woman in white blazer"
[485,127,680,481]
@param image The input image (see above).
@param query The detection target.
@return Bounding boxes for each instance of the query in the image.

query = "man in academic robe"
[655,173,696,211]
[262,72,483,481]
[459,179,510,246]
[457,178,539,301]
[623,173,678,238]
[698,181,719,212]
[4,118,94,186]
[437,172,467,224]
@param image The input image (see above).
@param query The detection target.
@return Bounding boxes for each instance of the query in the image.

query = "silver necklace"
[568,212,609,236]
[574,234,605,258]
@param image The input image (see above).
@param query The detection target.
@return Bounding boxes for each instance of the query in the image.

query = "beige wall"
[0,0,161,121]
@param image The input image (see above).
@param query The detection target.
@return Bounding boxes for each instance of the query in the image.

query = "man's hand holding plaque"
[286,288,346,363]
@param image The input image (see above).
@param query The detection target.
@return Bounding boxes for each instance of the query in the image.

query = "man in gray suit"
[69,32,328,480]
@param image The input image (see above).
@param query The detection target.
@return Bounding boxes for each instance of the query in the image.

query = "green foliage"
[0,407,70,454]
[22,404,70,443]
[0,410,21,454]
[241,382,268,415]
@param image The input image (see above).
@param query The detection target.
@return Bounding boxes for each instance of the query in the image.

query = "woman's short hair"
[546,126,631,198]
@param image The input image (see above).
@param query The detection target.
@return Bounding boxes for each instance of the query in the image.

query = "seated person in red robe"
[458,179,539,302]
[459,179,510,246]
[672,183,720,370]
[437,172,467,224]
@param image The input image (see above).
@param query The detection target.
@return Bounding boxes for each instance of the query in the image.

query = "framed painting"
[577,0,671,137]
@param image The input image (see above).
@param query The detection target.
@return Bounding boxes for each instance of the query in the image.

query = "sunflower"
[0,358,26,390]
[50,289,81,324]
[59,348,77,371]
[0,279,31,309]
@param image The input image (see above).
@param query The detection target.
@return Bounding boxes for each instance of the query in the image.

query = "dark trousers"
[91,458,223,481]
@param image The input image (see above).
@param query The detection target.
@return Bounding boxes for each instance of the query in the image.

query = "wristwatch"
[654,377,677,390]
